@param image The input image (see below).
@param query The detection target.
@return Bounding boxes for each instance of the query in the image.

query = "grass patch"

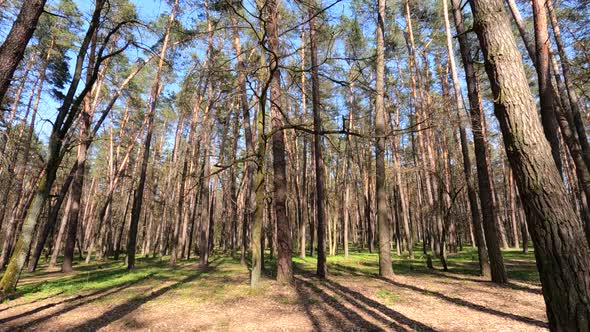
[292,245,539,284]
[376,289,400,305]
[5,243,539,307]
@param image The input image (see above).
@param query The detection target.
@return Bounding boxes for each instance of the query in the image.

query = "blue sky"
[28,0,168,143]
[2,0,358,146]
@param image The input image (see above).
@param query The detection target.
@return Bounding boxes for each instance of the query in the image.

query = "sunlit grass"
[293,244,538,283]
[4,243,539,305]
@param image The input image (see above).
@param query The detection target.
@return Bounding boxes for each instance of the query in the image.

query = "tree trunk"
[446,0,491,277]
[309,1,327,279]
[267,0,292,284]
[375,0,394,278]
[451,0,505,283]
[61,140,88,272]
[299,28,308,260]
[250,32,268,286]
[0,0,47,104]
[469,0,590,328]
[126,0,177,270]
[0,0,106,297]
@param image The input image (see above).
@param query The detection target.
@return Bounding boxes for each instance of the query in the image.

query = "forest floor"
[0,246,547,331]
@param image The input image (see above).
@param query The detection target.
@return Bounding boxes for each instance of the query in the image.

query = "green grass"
[292,244,539,284]
[5,244,540,305]
[8,256,215,303]
[376,289,400,305]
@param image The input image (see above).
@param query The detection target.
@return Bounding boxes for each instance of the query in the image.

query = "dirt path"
[0,257,547,331]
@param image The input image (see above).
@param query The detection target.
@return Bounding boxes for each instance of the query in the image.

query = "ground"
[0,247,547,331]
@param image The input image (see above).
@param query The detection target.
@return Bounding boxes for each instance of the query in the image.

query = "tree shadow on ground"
[324,278,436,331]
[329,259,541,296]
[1,274,153,331]
[60,259,219,332]
[0,291,65,313]
[294,268,436,331]
[294,276,390,331]
[379,277,548,329]
[1,258,219,331]
[296,261,547,330]
[425,269,542,295]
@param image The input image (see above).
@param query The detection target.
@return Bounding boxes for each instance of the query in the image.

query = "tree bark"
[266,0,292,284]
[0,0,47,104]
[446,0,491,277]
[451,0,505,282]
[309,0,327,279]
[375,0,394,279]
[469,0,590,328]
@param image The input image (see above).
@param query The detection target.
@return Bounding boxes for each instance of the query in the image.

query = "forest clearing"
[1,248,547,331]
[0,0,589,330]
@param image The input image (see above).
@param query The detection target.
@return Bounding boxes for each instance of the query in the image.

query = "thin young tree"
[451,0,504,281]
[127,0,178,270]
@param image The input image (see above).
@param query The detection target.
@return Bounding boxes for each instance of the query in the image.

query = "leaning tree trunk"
[126,0,177,270]
[0,0,107,298]
[469,0,590,329]
[0,0,47,104]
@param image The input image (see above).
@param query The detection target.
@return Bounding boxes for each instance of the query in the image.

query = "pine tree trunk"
[299,28,308,260]
[375,0,394,278]
[0,0,47,104]
[451,0,505,282]
[469,0,590,328]
[250,36,268,286]
[267,0,292,284]
[309,1,327,279]
[343,81,355,258]
[447,0,492,277]
[127,0,177,270]
[62,137,88,272]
